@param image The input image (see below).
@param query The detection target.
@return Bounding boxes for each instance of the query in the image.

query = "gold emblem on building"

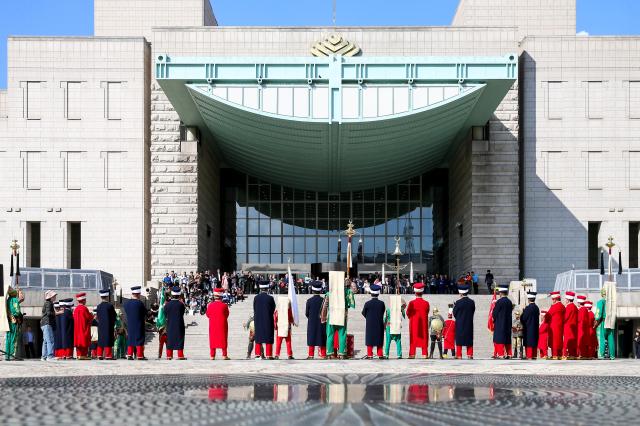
[311,34,361,57]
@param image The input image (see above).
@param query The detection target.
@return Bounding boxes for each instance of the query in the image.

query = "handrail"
[554,268,640,292]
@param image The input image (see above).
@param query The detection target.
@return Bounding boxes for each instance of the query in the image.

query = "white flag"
[410,262,414,284]
[382,263,385,280]
[288,264,300,326]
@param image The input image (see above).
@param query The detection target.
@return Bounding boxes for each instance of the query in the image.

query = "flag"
[347,238,352,269]
[618,251,622,275]
[487,288,496,332]
[288,264,300,326]
[600,250,605,275]
[410,262,414,284]
[381,263,385,281]
[155,287,166,329]
[336,238,342,263]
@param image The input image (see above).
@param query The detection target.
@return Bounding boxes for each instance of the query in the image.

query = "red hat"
[576,294,586,302]
[75,292,87,301]
[583,301,593,308]
[549,291,561,299]
[213,288,223,297]
[413,282,425,293]
[565,291,575,300]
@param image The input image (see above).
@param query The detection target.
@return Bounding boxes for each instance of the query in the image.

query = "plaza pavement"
[1,357,638,379]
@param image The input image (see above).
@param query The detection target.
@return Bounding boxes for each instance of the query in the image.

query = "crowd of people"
[2,274,627,362]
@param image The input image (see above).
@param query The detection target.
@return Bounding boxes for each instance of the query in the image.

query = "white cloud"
[576,30,589,36]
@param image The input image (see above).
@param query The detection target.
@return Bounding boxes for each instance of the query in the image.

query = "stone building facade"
[1,0,638,291]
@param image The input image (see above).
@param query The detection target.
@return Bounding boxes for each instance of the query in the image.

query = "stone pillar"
[471,82,520,285]
[150,80,199,280]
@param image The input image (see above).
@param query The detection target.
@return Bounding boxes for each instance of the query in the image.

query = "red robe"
[544,301,565,357]
[577,306,590,357]
[588,310,597,357]
[73,304,93,348]
[206,300,229,349]
[538,321,549,356]
[563,303,578,357]
[406,297,430,349]
[443,319,456,350]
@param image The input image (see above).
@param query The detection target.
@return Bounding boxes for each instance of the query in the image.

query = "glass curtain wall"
[222,170,447,272]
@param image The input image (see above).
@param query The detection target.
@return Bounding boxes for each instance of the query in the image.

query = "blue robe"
[520,302,540,348]
[96,301,116,347]
[305,294,326,347]
[54,313,62,351]
[362,297,386,347]
[60,308,74,350]
[124,299,147,347]
[453,296,475,346]
[253,292,276,344]
[164,299,186,350]
[492,296,513,344]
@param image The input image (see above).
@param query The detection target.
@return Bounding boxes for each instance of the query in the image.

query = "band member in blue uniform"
[96,289,116,360]
[452,284,475,359]
[305,281,327,359]
[164,286,186,360]
[491,285,513,359]
[124,286,148,360]
[253,281,276,359]
[59,299,75,359]
[520,291,540,359]
[361,284,386,359]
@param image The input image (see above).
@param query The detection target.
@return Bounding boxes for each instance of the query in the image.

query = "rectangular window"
[587,151,603,190]
[362,86,378,118]
[630,222,639,269]
[66,82,82,120]
[629,81,640,119]
[64,151,84,190]
[293,87,309,118]
[588,222,601,269]
[312,87,329,119]
[25,81,43,120]
[630,151,640,189]
[587,81,603,119]
[67,222,81,269]
[546,151,563,190]
[547,81,562,119]
[277,87,293,116]
[104,151,123,190]
[27,222,41,268]
[106,82,122,120]
[342,87,359,119]
[23,151,42,189]
[378,87,393,116]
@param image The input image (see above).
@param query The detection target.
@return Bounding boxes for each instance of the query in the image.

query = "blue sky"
[1,0,639,88]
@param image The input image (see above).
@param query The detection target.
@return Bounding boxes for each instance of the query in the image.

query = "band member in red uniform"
[206,288,230,360]
[406,282,430,358]
[562,291,578,359]
[124,286,148,360]
[520,292,540,359]
[274,299,295,359]
[584,301,597,358]
[443,309,456,358]
[73,292,93,360]
[576,294,590,359]
[491,285,513,359]
[538,310,549,358]
[544,291,564,359]
[452,284,475,359]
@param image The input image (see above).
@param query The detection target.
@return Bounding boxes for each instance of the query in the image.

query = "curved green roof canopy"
[156,55,516,192]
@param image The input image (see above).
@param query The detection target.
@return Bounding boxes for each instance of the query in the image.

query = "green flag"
[156,287,166,329]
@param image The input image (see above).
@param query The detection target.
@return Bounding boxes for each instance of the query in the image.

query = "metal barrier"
[554,269,640,292]
[17,267,113,291]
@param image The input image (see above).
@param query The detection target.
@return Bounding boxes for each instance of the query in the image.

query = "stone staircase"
[148,294,500,360]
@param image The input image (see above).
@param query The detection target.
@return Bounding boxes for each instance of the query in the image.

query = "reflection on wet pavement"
[197,383,509,403]
[1,374,638,425]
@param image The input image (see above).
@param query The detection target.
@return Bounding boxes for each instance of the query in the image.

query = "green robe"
[326,288,355,356]
[595,298,615,359]
[384,306,405,358]
[114,313,127,359]
[5,295,22,360]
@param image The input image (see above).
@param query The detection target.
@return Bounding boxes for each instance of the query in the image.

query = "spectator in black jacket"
[40,290,57,360]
